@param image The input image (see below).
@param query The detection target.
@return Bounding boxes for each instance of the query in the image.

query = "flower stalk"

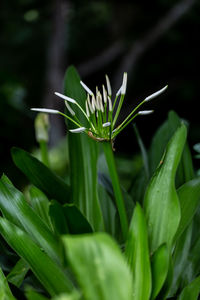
[103,141,128,240]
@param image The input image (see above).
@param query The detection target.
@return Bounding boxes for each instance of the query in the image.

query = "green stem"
[102,141,128,240]
[39,140,50,167]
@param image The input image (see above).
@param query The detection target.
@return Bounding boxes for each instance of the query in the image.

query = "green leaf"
[49,201,69,235]
[63,204,93,234]
[64,66,104,231]
[174,177,200,241]
[125,203,151,300]
[170,223,193,296]
[150,244,169,300]
[7,258,29,288]
[0,218,74,296]
[11,147,71,204]
[62,233,133,300]
[178,276,200,300]
[0,267,16,300]
[98,184,116,236]
[149,111,194,186]
[0,176,62,264]
[29,186,53,231]
[157,255,173,299]
[52,291,81,300]
[144,124,187,252]
[25,287,50,300]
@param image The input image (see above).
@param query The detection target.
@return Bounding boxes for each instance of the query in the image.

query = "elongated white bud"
[121,72,127,95]
[87,94,94,114]
[97,92,104,112]
[80,81,93,96]
[69,127,86,133]
[91,95,96,111]
[103,122,111,128]
[145,85,168,102]
[108,96,112,111]
[54,92,76,104]
[31,108,59,114]
[105,74,112,96]
[102,85,107,103]
[138,110,154,115]
[85,101,90,117]
[116,86,121,97]
[65,101,75,116]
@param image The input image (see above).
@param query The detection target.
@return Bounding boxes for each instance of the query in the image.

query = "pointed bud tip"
[138,110,154,115]
[31,108,60,114]
[69,127,86,133]
[145,85,168,102]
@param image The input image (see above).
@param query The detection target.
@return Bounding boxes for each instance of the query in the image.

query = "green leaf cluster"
[0,67,200,299]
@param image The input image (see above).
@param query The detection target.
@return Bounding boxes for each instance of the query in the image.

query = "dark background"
[0,0,200,181]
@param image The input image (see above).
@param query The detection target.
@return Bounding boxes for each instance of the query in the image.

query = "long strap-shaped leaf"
[64,66,104,231]
[11,147,71,204]
[125,203,151,300]
[62,233,133,300]
[144,124,187,253]
[0,267,16,300]
[0,176,61,264]
[0,218,74,296]
[174,177,200,241]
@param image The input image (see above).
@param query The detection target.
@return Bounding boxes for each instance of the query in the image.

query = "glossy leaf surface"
[144,125,187,252]
[0,218,74,296]
[125,203,151,300]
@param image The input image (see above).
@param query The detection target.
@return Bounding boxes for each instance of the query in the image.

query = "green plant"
[0,66,200,300]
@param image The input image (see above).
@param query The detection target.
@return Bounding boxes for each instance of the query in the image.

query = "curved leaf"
[125,203,151,300]
[144,125,187,252]
[0,267,16,300]
[11,147,71,204]
[178,276,200,300]
[0,176,62,264]
[150,244,169,299]
[62,233,133,300]
[174,177,200,241]
[0,218,74,296]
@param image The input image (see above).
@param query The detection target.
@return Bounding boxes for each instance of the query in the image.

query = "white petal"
[105,74,112,96]
[69,127,86,133]
[31,108,59,114]
[138,110,154,115]
[121,72,127,95]
[80,81,93,96]
[103,122,111,128]
[145,85,168,102]
[65,101,75,116]
[55,92,76,104]
[102,85,107,103]
[116,86,121,97]
[108,96,112,111]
